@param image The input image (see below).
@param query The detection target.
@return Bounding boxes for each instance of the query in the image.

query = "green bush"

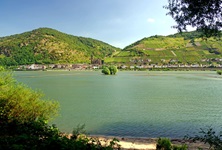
[217,70,222,75]
[156,138,187,150]
[102,67,111,75]
[0,71,59,124]
[0,120,120,150]
[172,144,187,150]
[109,65,118,75]
[156,138,172,150]
[0,67,120,149]
[102,65,118,75]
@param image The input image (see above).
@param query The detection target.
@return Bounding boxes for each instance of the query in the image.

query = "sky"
[0,0,188,48]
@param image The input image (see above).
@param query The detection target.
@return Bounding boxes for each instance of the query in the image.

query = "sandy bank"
[89,136,209,150]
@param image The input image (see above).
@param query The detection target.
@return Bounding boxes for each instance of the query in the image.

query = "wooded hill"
[106,31,222,65]
[0,28,222,66]
[0,28,120,65]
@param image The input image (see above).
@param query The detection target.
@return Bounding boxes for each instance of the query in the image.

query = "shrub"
[0,71,59,124]
[109,65,118,75]
[0,68,119,149]
[102,67,111,75]
[185,127,222,150]
[102,65,118,75]
[156,138,172,150]
[0,120,120,150]
[216,70,222,75]
[172,144,187,150]
[156,138,188,150]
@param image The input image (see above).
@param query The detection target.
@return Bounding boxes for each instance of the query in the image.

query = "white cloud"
[147,18,155,23]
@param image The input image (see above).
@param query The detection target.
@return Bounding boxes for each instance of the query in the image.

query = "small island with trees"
[101,65,118,75]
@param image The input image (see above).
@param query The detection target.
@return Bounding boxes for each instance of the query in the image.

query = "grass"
[117,32,222,65]
[105,57,130,63]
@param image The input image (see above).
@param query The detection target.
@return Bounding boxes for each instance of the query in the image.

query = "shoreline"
[85,135,209,150]
[14,68,221,71]
[89,135,157,150]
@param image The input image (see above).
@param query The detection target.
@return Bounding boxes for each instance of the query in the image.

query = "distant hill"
[0,28,120,65]
[1,28,222,66]
[106,31,222,65]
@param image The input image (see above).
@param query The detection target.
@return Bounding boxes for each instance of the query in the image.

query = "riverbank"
[89,135,209,150]
[14,67,222,71]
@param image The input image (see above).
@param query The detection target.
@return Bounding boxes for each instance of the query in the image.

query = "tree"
[217,70,222,75]
[0,68,59,148]
[109,66,118,75]
[101,65,118,75]
[0,68,59,128]
[164,0,222,37]
[102,67,111,75]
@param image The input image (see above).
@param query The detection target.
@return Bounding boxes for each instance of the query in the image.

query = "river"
[14,71,222,138]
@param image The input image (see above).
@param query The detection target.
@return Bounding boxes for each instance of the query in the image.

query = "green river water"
[14,71,222,138]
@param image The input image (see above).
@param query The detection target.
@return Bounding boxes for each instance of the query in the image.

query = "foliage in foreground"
[164,0,222,37]
[185,127,222,150]
[0,120,120,150]
[0,68,120,150]
[0,71,59,124]
[156,138,187,150]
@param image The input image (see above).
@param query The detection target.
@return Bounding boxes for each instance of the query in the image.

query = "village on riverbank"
[16,62,222,71]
